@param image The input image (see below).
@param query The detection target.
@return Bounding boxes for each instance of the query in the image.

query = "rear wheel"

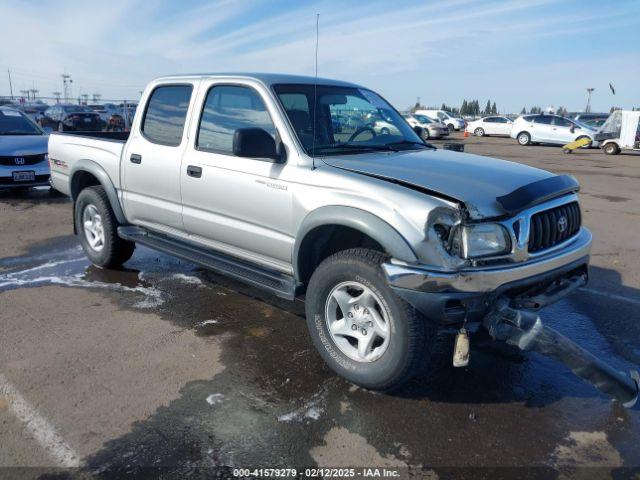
[447,123,455,132]
[305,248,437,390]
[421,129,430,141]
[75,186,135,268]
[604,143,620,155]
[474,127,485,137]
[517,131,531,145]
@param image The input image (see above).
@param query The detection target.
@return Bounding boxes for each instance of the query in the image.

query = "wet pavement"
[1,137,640,479]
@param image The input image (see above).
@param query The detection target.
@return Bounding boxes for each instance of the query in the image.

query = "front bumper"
[383,228,592,323]
[0,162,51,189]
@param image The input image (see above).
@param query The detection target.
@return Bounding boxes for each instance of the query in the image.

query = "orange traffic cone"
[463,130,469,138]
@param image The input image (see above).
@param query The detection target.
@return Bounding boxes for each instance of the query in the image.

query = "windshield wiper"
[386,140,436,150]
[314,143,400,154]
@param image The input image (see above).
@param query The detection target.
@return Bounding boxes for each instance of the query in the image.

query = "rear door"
[532,115,553,142]
[550,116,575,144]
[121,82,197,233]
[495,116,513,135]
[483,117,497,134]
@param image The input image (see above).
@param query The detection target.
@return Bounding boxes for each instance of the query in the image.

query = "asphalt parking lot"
[1,133,639,478]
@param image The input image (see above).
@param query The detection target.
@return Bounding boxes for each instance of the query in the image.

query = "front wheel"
[75,186,135,268]
[305,248,437,391]
[474,127,485,137]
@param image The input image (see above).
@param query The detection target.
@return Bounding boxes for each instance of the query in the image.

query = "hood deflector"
[496,175,580,215]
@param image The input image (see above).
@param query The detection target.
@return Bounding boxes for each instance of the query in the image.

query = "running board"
[117,226,297,300]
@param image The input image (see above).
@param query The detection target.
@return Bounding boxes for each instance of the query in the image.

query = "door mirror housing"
[233,128,281,162]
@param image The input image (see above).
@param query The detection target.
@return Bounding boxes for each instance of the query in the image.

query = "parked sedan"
[39,104,102,132]
[0,107,50,189]
[510,114,599,147]
[466,116,513,137]
[403,114,449,139]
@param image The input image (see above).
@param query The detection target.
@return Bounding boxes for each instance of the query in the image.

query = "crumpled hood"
[322,148,554,219]
[0,135,48,156]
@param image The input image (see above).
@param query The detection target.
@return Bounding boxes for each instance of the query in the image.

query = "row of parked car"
[36,103,137,132]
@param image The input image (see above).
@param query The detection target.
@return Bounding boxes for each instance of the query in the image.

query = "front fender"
[293,206,418,279]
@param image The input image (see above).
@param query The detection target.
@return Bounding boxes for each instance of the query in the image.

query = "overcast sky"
[2,0,638,112]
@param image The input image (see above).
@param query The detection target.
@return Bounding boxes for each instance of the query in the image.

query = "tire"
[421,129,430,141]
[74,186,135,268]
[604,143,620,155]
[474,127,485,137]
[380,127,390,135]
[517,131,531,146]
[447,123,455,132]
[305,248,437,391]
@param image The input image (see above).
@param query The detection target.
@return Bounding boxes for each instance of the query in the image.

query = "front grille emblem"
[557,216,568,233]
[14,157,25,165]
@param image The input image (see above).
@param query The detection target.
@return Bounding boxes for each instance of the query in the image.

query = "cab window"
[196,85,276,155]
[141,85,193,146]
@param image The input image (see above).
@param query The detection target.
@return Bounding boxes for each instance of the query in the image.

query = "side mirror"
[233,128,280,162]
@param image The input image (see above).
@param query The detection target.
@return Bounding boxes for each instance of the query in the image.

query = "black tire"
[305,248,437,391]
[74,186,135,268]
[604,143,620,155]
[447,123,455,132]
[474,127,485,137]
[421,129,430,141]
[380,127,390,135]
[517,131,531,146]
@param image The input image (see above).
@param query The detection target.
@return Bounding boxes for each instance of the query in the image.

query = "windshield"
[0,109,43,135]
[273,84,428,156]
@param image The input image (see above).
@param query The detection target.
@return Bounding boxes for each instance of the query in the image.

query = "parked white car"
[415,109,465,131]
[403,114,449,139]
[466,116,513,137]
[510,114,599,147]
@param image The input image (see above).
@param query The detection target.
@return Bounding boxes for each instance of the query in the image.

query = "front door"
[121,83,196,233]
[180,82,294,272]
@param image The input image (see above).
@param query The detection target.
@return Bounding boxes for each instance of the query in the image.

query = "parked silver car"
[511,114,599,147]
[0,107,50,189]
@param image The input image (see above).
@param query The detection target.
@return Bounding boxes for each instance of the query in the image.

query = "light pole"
[52,92,61,104]
[585,88,594,113]
[62,74,72,103]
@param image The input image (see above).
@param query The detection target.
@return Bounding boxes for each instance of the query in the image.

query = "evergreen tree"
[521,107,527,114]
[484,100,491,115]
[491,102,497,114]
[461,100,468,116]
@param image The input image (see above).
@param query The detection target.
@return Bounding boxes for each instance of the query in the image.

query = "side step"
[118,226,297,300]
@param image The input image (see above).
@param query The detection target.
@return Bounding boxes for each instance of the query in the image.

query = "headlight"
[456,224,511,259]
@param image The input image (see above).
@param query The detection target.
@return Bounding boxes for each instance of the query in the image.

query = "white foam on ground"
[206,393,224,406]
[171,273,203,285]
[196,319,218,327]
[0,373,80,467]
[278,395,324,423]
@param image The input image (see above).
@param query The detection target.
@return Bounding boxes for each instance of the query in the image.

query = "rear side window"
[552,116,573,127]
[196,85,275,155]
[534,115,552,125]
[142,85,193,146]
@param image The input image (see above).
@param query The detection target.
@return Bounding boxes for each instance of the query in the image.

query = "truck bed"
[49,131,127,197]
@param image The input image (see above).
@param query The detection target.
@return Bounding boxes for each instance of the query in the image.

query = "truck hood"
[322,148,554,219]
[0,135,48,156]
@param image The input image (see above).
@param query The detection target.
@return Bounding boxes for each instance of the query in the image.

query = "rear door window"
[534,116,553,125]
[552,116,573,127]
[142,85,193,146]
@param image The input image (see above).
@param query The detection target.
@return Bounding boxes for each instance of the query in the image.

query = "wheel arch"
[293,206,418,285]
[70,160,127,225]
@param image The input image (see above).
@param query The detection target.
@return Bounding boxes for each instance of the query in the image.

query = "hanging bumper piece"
[484,297,639,408]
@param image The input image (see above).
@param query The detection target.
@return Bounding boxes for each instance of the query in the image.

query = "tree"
[521,107,527,114]
[484,100,491,115]
[491,101,497,114]
[460,99,469,116]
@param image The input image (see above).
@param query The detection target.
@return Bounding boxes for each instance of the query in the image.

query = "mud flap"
[484,298,640,408]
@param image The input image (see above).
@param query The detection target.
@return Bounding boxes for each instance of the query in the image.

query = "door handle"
[187,165,202,178]
[130,154,142,164]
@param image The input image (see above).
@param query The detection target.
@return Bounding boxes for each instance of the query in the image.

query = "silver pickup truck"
[49,73,638,405]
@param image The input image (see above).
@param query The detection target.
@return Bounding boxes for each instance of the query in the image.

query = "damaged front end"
[484,289,640,408]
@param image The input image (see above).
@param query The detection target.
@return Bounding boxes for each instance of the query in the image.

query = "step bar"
[118,226,297,300]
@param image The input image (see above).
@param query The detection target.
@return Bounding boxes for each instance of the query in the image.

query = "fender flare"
[70,159,127,225]
[293,206,418,280]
